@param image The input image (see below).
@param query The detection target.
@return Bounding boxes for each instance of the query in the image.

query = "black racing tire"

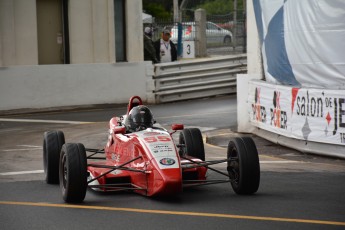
[224,36,231,44]
[43,131,65,184]
[179,128,205,161]
[227,137,260,195]
[59,143,87,203]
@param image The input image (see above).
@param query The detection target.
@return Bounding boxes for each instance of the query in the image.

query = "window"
[114,0,126,62]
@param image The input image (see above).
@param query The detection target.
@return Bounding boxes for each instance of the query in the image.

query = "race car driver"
[125,105,155,132]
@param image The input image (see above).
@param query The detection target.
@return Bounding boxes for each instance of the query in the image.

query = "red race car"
[43,96,260,203]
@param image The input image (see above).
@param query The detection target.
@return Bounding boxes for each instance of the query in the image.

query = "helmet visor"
[132,108,154,127]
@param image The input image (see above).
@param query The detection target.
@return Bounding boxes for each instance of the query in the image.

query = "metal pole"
[174,0,183,57]
[233,0,237,51]
[243,0,247,53]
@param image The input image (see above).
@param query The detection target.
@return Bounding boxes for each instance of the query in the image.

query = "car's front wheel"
[227,137,260,195]
[179,128,205,161]
[59,143,87,203]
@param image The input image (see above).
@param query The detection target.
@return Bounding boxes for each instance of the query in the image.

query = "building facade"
[0,0,143,66]
[0,0,152,110]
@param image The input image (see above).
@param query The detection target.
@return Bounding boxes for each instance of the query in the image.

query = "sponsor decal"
[153,145,172,150]
[293,90,345,141]
[151,144,174,154]
[270,90,287,129]
[252,87,267,123]
[111,153,120,162]
[144,132,159,136]
[111,170,123,175]
[159,158,176,166]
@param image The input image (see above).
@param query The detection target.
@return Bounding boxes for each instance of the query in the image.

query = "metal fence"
[144,9,246,57]
[206,12,246,55]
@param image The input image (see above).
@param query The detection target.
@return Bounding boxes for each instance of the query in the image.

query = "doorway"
[36,0,63,64]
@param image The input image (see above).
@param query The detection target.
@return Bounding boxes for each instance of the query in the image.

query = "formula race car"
[43,96,260,203]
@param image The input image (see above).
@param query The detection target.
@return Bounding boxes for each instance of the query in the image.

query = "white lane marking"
[0,170,44,176]
[0,118,92,124]
[0,128,23,133]
[2,148,42,152]
[2,145,42,152]
[260,161,302,164]
[18,145,41,148]
[212,161,302,165]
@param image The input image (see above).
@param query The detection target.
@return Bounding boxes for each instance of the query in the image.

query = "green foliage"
[143,1,172,20]
[142,0,244,19]
[196,0,233,15]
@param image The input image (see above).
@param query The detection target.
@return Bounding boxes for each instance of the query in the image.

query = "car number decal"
[144,136,171,143]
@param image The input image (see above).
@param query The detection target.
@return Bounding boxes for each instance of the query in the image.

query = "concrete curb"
[252,128,345,160]
[204,128,345,160]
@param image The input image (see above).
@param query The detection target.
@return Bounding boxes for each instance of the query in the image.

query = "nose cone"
[148,168,182,196]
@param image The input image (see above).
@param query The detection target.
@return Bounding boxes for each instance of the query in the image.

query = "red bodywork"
[87,96,207,196]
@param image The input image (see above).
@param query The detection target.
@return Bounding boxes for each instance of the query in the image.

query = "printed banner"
[249,80,345,145]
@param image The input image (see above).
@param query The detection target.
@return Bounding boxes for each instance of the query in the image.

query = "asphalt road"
[1,95,345,230]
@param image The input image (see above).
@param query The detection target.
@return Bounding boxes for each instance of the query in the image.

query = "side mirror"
[172,124,184,131]
[114,126,126,134]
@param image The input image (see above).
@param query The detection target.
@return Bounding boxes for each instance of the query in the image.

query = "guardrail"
[151,54,247,103]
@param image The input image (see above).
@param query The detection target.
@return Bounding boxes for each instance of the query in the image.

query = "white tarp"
[143,12,153,23]
[249,80,345,146]
[253,0,345,89]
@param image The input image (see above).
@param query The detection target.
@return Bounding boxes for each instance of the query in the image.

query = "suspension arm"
[87,156,142,184]
[181,157,229,177]
[183,179,231,188]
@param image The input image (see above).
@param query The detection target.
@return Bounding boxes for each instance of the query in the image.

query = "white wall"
[237,74,257,133]
[0,0,38,66]
[0,62,153,110]
[0,0,149,112]
[237,0,262,133]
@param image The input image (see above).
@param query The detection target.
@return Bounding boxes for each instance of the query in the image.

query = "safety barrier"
[150,54,247,103]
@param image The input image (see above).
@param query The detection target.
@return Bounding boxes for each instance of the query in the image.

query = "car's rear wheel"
[224,36,231,45]
[43,131,65,184]
[179,128,205,161]
[227,137,260,195]
[59,143,87,203]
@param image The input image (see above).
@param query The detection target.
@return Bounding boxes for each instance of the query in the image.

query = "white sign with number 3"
[183,41,195,58]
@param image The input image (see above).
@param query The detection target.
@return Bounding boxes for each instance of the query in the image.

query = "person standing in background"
[154,29,177,63]
[143,27,159,64]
